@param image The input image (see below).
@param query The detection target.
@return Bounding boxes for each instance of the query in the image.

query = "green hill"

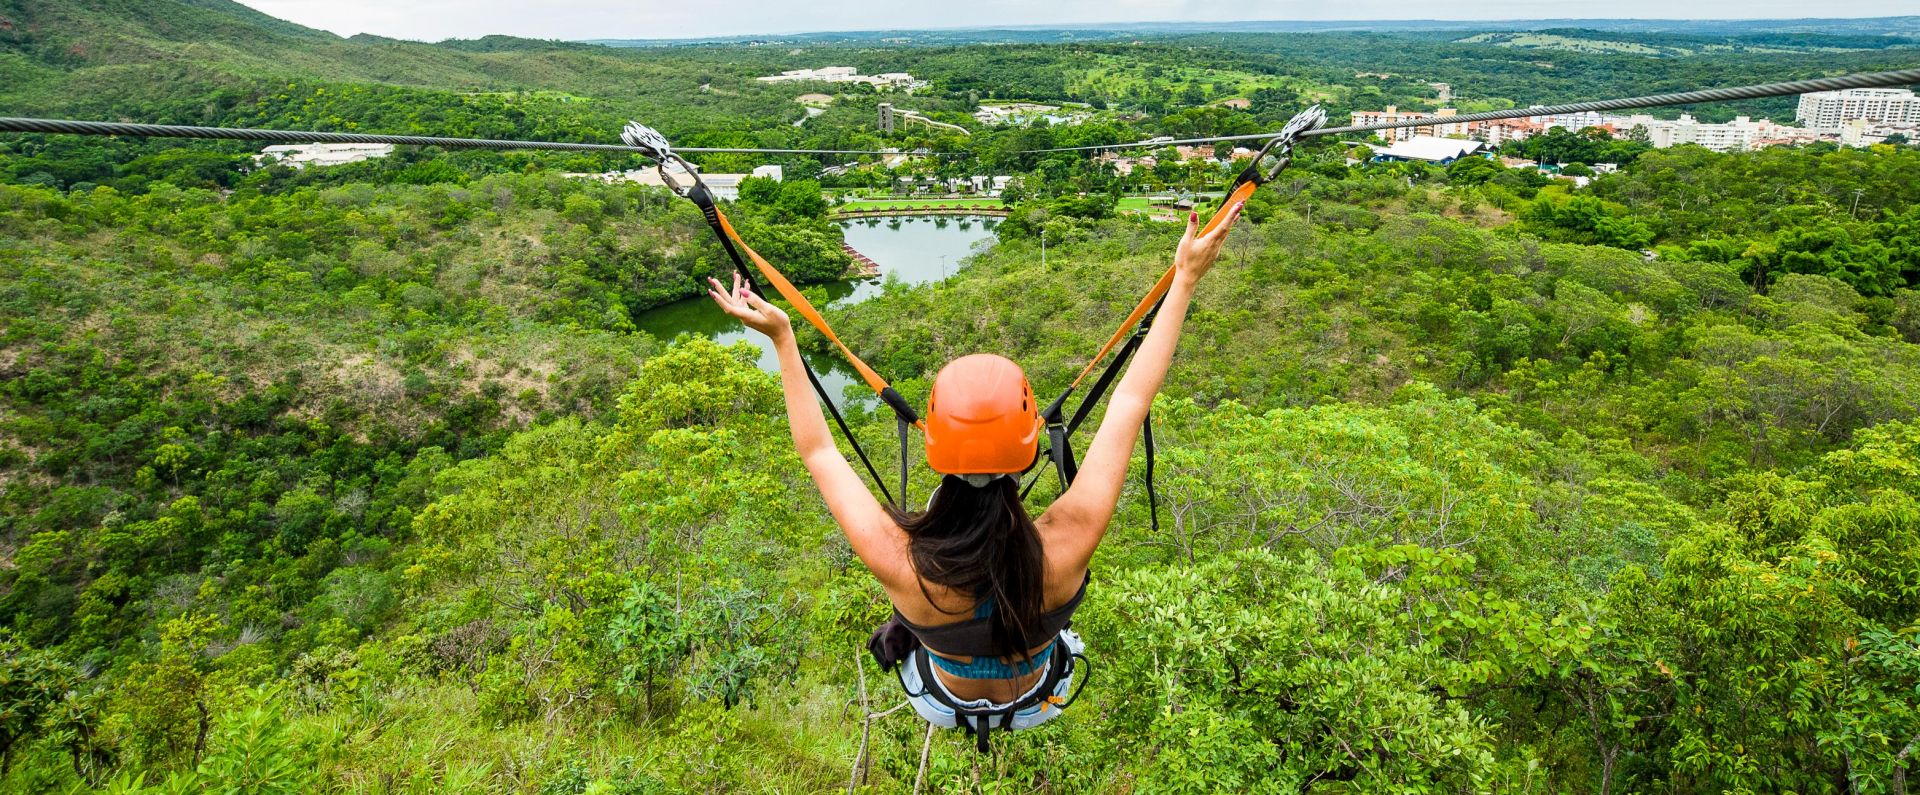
[0,0,733,114]
[0,0,330,69]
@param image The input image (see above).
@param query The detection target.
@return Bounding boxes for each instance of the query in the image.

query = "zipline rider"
[703,203,1242,748]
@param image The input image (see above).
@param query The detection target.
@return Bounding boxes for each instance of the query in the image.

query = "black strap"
[897,415,911,510]
[1065,310,1155,438]
[1043,422,1077,494]
[687,188,900,509]
[902,634,1082,754]
[1020,305,1164,535]
[1138,412,1162,532]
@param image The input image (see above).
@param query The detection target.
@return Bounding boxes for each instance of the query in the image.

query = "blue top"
[924,594,1059,679]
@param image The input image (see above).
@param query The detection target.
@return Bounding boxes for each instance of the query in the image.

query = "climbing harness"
[621,122,921,508]
[898,629,1090,753]
[872,596,1091,754]
[1022,106,1328,535]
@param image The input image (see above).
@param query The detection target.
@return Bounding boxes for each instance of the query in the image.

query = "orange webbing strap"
[1067,265,1177,392]
[1063,181,1256,392]
[1200,180,1259,238]
[711,207,920,426]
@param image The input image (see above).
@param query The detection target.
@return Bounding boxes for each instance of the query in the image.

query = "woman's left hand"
[1173,202,1241,283]
[707,272,791,338]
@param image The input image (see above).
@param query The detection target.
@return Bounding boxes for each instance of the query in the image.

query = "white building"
[1614,114,1807,153]
[972,102,1090,127]
[1839,119,1920,147]
[1797,88,1920,129]
[1537,110,1610,133]
[966,175,1013,193]
[1350,106,1443,142]
[564,164,782,201]
[1423,108,1473,139]
[757,67,922,90]
[255,143,394,168]
[1476,119,1543,146]
[1374,135,1485,163]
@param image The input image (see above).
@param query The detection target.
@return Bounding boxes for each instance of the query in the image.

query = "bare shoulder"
[1035,508,1098,586]
[1034,500,1085,539]
[850,517,918,594]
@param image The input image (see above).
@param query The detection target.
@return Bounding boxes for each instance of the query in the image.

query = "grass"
[1062,53,1340,107]
[1456,33,1683,57]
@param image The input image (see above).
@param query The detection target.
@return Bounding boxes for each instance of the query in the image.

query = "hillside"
[0,0,781,124]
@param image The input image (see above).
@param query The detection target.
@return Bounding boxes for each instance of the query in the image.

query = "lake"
[634,215,1001,399]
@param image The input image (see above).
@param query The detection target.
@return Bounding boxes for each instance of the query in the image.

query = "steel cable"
[0,117,926,156]
[6,69,1917,157]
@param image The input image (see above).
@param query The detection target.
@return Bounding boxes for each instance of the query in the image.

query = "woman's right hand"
[707,272,792,339]
[1173,202,1243,283]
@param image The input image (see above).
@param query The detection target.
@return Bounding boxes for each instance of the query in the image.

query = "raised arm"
[1041,205,1241,563]
[706,274,906,580]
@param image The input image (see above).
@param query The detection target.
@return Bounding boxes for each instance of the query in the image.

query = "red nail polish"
[1190,211,1197,223]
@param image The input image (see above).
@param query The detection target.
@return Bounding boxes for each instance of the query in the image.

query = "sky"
[237,1,1912,42]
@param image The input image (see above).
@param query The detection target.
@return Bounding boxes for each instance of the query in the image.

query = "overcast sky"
[237,1,1911,42]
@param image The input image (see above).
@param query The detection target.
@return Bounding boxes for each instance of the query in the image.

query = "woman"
[705,205,1240,744]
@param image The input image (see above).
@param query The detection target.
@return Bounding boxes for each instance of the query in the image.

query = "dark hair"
[888,474,1046,663]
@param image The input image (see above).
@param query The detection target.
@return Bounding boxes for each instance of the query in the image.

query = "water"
[838,215,999,303]
[635,215,1000,400]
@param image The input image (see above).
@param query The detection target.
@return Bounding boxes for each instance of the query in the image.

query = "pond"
[634,215,1001,398]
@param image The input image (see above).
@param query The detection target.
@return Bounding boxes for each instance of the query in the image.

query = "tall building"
[1349,106,1462,142]
[1476,118,1542,146]
[1537,110,1611,133]
[1615,114,1801,153]
[1427,108,1471,138]
[1796,88,1920,129]
[877,103,895,134]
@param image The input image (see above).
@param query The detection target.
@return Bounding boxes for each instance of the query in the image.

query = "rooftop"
[1377,135,1485,162]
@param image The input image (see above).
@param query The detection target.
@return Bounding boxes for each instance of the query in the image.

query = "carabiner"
[652,156,701,199]
[620,121,701,198]
[1250,134,1295,184]
[1232,105,1328,191]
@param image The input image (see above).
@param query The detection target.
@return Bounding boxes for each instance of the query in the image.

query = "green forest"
[2,1,1918,792]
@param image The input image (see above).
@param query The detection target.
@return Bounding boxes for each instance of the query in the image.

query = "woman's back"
[876,483,1092,702]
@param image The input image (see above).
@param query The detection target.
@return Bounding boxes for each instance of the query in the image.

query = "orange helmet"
[924,354,1041,476]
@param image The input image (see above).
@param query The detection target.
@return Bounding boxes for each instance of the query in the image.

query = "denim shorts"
[899,629,1084,732]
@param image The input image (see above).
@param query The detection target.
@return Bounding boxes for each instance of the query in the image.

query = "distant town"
[253,82,1919,192]
[1350,86,1919,153]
